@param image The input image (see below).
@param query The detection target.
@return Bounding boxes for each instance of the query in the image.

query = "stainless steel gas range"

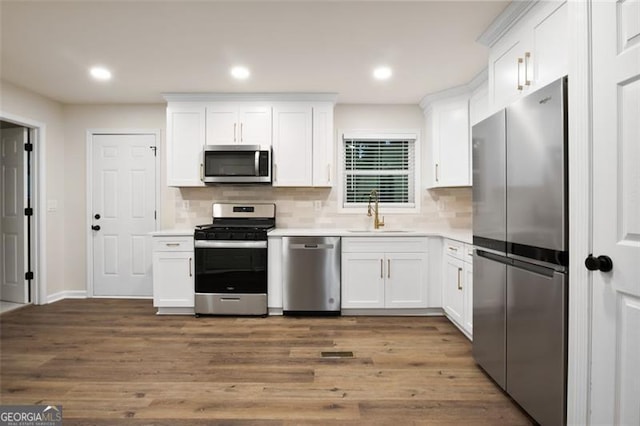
[193,203,275,316]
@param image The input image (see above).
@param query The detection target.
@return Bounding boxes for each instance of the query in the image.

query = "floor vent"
[321,351,354,358]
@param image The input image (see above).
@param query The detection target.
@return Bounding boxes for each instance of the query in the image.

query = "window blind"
[343,138,416,207]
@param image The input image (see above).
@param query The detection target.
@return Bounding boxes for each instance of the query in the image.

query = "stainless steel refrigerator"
[472,77,568,426]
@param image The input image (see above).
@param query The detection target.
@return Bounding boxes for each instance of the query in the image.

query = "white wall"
[0,80,66,298]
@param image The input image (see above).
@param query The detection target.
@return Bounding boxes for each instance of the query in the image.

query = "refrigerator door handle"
[511,259,556,278]
[476,249,511,265]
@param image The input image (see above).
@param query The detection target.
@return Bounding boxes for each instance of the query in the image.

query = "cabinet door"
[436,97,470,187]
[464,261,473,335]
[341,252,385,308]
[152,251,194,307]
[490,36,526,111]
[385,252,428,308]
[166,103,206,187]
[312,103,334,187]
[206,103,238,145]
[272,103,313,187]
[238,105,272,148]
[443,255,465,326]
[530,2,568,89]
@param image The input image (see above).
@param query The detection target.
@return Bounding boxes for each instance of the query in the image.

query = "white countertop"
[268,228,472,244]
[149,228,472,244]
[150,229,194,237]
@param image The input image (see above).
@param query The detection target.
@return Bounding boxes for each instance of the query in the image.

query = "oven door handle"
[194,240,267,249]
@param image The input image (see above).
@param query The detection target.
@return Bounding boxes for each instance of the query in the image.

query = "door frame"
[566,1,591,424]
[85,129,161,298]
[0,111,46,305]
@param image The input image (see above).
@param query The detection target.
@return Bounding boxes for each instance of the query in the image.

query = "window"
[341,132,418,211]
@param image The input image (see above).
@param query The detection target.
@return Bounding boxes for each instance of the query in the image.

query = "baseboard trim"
[341,308,444,316]
[47,290,88,304]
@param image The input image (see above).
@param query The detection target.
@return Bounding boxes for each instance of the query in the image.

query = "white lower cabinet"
[267,236,283,312]
[342,237,428,309]
[152,235,194,314]
[442,239,473,338]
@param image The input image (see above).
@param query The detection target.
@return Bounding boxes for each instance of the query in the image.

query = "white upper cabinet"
[469,79,490,127]
[488,1,568,112]
[166,102,206,187]
[311,103,334,187]
[206,103,272,148]
[424,94,471,189]
[272,101,335,188]
[164,94,336,188]
[272,103,313,187]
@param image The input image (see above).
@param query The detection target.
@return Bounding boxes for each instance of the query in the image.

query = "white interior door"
[0,127,28,303]
[590,1,640,424]
[92,133,156,297]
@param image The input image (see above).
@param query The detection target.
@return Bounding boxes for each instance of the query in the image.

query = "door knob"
[91,225,101,231]
[585,254,613,272]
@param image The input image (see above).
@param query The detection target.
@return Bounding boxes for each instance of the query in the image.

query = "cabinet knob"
[91,225,101,231]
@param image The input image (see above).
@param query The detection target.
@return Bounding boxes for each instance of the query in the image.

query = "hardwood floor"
[0,299,532,425]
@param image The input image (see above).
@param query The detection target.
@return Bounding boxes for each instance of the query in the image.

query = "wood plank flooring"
[0,299,533,425]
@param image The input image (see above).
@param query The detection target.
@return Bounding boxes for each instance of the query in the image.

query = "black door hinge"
[24,143,33,152]
[24,207,33,216]
[150,146,157,156]
[25,271,34,280]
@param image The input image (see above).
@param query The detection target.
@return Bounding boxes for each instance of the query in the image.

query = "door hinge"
[24,143,33,152]
[24,207,33,216]
[25,271,34,280]
[150,146,157,156]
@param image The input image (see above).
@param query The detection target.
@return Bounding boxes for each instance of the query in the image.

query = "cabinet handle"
[327,164,331,183]
[240,123,243,142]
[200,163,204,181]
[517,57,524,91]
[234,123,237,142]
[380,259,383,278]
[457,267,463,290]
[388,259,391,279]
[189,257,193,277]
[435,163,439,182]
[273,164,277,182]
[524,52,531,86]
[165,243,180,247]
[449,246,458,252]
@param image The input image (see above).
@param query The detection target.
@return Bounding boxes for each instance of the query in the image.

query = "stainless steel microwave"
[202,145,271,184]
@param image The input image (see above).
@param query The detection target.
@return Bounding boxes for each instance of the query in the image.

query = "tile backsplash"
[173,186,471,232]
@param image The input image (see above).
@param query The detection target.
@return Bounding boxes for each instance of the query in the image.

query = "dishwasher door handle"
[290,244,335,250]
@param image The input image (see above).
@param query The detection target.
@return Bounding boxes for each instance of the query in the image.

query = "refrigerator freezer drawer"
[472,251,507,390]
[506,261,567,426]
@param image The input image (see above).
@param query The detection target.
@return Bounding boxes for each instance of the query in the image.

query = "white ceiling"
[0,1,508,105]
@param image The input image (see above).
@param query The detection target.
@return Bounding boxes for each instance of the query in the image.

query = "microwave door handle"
[254,151,260,176]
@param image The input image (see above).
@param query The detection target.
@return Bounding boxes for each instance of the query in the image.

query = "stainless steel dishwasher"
[282,236,341,315]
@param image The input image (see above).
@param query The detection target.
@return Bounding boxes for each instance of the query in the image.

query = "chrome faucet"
[367,189,385,229]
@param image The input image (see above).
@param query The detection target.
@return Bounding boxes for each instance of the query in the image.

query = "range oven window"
[195,247,267,294]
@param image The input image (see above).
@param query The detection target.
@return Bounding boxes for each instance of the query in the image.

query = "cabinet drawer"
[342,237,428,253]
[465,245,474,263]
[444,239,464,260]
[153,237,194,252]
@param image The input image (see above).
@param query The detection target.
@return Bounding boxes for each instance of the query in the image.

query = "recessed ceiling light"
[231,66,250,80]
[90,66,112,81]
[373,66,392,80]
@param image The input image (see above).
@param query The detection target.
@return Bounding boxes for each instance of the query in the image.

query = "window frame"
[337,129,422,214]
